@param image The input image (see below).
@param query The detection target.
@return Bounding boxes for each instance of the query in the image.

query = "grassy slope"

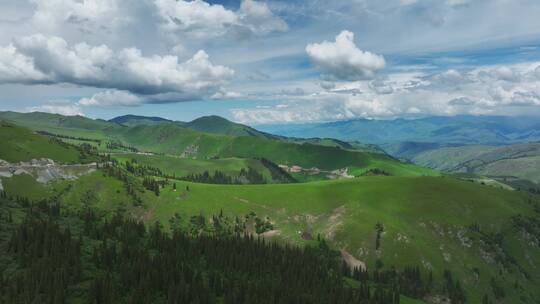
[139,177,540,303]
[112,153,278,182]
[412,143,540,183]
[478,155,540,183]
[0,111,121,140]
[4,172,537,302]
[108,114,173,126]
[1,174,51,200]
[185,115,278,139]
[0,121,82,163]
[1,112,434,177]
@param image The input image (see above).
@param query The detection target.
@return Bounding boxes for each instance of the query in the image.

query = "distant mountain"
[381,142,463,160]
[108,114,280,139]
[0,111,431,176]
[257,115,540,145]
[184,115,280,139]
[0,111,117,132]
[409,142,540,188]
[109,115,173,126]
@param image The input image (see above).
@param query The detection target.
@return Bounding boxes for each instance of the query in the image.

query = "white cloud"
[30,0,130,33]
[319,81,336,90]
[210,89,242,99]
[78,90,142,107]
[0,45,49,83]
[306,30,385,81]
[230,61,540,124]
[238,0,288,35]
[155,0,287,38]
[171,44,186,56]
[0,34,234,99]
[369,79,394,94]
[155,0,237,38]
[27,101,84,116]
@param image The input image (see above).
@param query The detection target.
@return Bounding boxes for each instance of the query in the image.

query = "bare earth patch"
[340,249,366,271]
[261,230,281,238]
[325,205,346,240]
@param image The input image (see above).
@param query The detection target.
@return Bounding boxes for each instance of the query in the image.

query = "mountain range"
[257,115,540,145]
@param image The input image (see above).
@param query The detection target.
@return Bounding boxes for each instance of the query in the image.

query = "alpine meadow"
[1,1,540,304]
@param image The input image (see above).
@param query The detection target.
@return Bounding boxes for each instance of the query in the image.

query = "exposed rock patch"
[0,158,96,184]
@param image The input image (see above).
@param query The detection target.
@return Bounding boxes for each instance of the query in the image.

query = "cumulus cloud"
[319,81,336,90]
[27,101,84,116]
[238,0,288,35]
[78,90,142,107]
[155,0,236,37]
[77,87,241,108]
[0,44,49,83]
[155,0,287,38]
[230,61,540,124]
[210,89,242,99]
[0,34,234,99]
[306,30,385,81]
[30,0,130,33]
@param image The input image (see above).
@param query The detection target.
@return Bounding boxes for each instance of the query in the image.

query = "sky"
[1,0,540,125]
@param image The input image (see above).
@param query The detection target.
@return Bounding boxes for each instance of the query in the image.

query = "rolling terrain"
[0,121,94,164]
[1,112,540,303]
[258,115,540,145]
[0,111,435,178]
[393,142,540,191]
[2,157,539,303]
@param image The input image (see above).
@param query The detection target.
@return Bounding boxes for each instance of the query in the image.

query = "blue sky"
[1,0,540,124]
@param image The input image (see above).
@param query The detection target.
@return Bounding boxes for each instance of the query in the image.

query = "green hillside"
[0,112,435,178]
[108,114,279,139]
[185,115,279,139]
[110,114,385,154]
[2,170,539,303]
[112,153,289,183]
[0,111,121,140]
[1,116,539,302]
[0,121,83,163]
[411,143,540,187]
[109,114,173,126]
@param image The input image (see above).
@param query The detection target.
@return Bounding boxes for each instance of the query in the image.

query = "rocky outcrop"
[0,158,97,184]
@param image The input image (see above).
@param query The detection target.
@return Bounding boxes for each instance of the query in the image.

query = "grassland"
[0,121,82,163]
[3,171,539,302]
[411,142,540,186]
[0,111,436,179]
[112,153,281,182]
[2,112,539,302]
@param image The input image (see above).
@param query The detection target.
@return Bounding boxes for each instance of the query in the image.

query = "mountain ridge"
[257,115,540,144]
